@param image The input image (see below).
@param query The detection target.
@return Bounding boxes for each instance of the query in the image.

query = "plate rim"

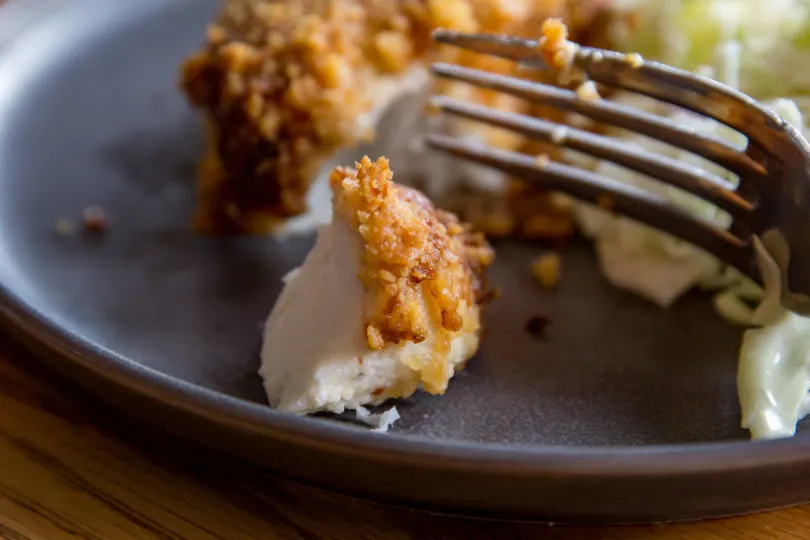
[2,0,810,486]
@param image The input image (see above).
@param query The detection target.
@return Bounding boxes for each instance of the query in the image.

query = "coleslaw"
[585,0,810,439]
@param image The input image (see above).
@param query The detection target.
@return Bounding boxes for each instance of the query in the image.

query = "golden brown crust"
[330,156,494,353]
[183,1,383,232]
[537,17,578,71]
[181,0,609,235]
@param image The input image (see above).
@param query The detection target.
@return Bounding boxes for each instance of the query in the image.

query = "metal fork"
[426,30,810,316]
[426,30,810,315]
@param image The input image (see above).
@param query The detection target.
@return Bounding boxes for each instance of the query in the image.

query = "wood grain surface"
[0,333,808,539]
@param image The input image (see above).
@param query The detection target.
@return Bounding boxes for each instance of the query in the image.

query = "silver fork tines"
[431,62,767,181]
[432,30,791,158]
[426,133,755,278]
[427,30,810,313]
[431,96,754,219]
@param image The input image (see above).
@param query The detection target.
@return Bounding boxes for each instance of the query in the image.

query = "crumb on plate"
[532,252,561,289]
[82,206,108,232]
[54,219,77,236]
[354,405,400,433]
[526,314,551,340]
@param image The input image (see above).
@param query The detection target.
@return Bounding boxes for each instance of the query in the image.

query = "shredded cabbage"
[614,0,810,98]
[739,239,810,439]
[583,0,810,438]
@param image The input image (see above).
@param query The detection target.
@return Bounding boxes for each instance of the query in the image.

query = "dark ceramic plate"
[3,0,810,524]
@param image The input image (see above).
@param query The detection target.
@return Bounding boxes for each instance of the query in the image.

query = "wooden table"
[0,334,808,539]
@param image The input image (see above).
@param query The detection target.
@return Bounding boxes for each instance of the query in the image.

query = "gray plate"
[3,0,810,524]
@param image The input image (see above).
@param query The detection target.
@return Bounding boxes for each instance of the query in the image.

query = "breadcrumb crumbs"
[526,315,551,339]
[54,219,77,236]
[550,126,569,144]
[366,325,385,350]
[331,156,494,359]
[82,206,107,232]
[329,157,494,395]
[378,269,397,283]
[532,252,561,289]
[538,18,578,71]
[181,0,607,235]
[576,80,601,101]
[625,52,644,68]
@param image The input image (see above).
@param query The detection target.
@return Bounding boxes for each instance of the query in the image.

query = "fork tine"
[432,62,768,181]
[425,133,757,279]
[433,96,756,219]
[573,48,783,149]
[432,30,785,154]
[432,29,542,65]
